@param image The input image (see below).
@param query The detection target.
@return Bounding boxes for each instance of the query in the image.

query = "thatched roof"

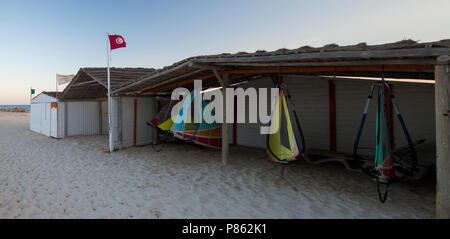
[59,39,450,99]
[112,39,450,96]
[58,67,155,100]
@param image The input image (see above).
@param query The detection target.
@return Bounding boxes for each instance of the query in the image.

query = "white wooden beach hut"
[30,91,64,138]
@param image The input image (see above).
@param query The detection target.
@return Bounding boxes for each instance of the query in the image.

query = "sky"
[0,0,449,104]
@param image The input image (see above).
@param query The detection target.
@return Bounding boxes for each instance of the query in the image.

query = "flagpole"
[107,32,113,153]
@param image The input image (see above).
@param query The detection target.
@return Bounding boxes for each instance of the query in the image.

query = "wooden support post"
[213,69,230,165]
[384,83,394,150]
[328,80,337,151]
[153,98,158,145]
[435,55,450,219]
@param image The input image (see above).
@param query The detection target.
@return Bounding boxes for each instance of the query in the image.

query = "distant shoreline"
[0,108,28,113]
[0,105,30,112]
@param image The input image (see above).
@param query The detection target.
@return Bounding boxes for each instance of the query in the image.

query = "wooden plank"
[113,61,192,93]
[120,69,205,95]
[202,58,437,67]
[140,72,215,95]
[435,55,450,219]
[214,70,230,165]
[81,68,107,87]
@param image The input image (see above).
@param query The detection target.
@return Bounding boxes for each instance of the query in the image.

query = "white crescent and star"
[115,37,123,44]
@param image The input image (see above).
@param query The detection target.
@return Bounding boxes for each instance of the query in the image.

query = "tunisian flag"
[108,34,126,50]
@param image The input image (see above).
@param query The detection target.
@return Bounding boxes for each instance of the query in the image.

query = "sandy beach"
[0,112,435,218]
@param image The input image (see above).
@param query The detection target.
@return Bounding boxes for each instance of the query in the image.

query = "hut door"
[50,102,58,138]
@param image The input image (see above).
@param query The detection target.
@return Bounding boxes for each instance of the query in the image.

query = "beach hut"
[30,91,64,138]
[109,39,450,217]
[54,40,450,217]
[58,67,157,149]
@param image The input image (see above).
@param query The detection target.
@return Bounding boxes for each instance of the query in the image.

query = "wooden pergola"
[65,39,450,218]
[58,67,156,100]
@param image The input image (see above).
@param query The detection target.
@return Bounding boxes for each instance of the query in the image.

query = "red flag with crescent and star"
[108,34,126,50]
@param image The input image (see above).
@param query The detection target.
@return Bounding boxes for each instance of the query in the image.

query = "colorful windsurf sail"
[149,100,177,132]
[267,89,300,164]
[353,79,418,203]
[150,91,222,149]
[171,91,221,148]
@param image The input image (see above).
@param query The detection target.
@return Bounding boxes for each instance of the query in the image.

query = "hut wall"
[30,94,63,138]
[30,103,44,134]
[111,96,155,149]
[66,101,101,136]
[234,76,329,150]
[101,101,109,135]
[392,82,435,166]
[233,76,435,165]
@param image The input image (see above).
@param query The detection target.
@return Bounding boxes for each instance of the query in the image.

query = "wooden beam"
[112,61,192,93]
[435,55,450,219]
[139,65,434,94]
[328,80,336,151]
[81,68,107,87]
[213,69,230,165]
[140,72,217,95]
[122,69,205,95]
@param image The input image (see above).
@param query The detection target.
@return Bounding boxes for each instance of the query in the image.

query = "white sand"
[0,112,435,218]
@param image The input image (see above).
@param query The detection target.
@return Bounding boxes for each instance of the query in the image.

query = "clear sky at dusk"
[1,0,449,104]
